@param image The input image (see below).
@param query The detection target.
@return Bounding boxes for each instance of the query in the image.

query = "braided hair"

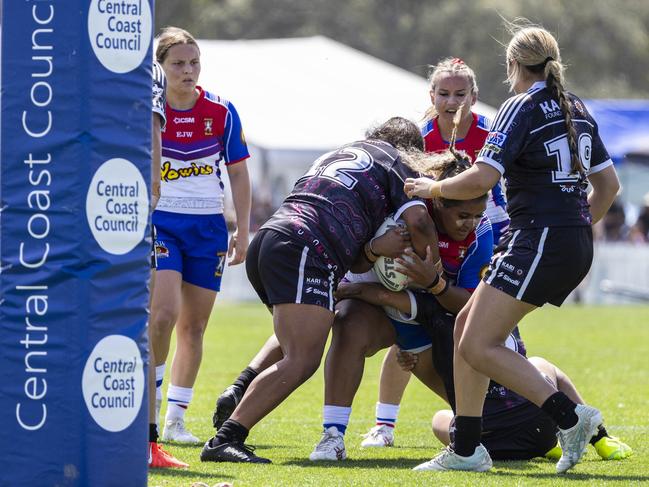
[506,24,584,175]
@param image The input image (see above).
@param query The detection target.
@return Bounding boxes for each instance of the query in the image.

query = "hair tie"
[527,56,555,72]
[452,58,465,65]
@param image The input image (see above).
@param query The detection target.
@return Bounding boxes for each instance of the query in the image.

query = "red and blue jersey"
[422,112,491,161]
[422,113,509,234]
[437,216,493,291]
[157,86,249,215]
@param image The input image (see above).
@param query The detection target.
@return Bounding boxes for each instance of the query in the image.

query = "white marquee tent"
[194,36,498,301]
[197,36,497,207]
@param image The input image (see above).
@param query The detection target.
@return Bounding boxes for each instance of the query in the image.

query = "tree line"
[155,0,649,107]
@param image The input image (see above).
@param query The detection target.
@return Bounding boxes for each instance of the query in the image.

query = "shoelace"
[317,432,341,450]
[362,426,387,439]
[238,442,258,456]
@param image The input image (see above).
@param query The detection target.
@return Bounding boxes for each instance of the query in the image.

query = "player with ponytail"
[405,22,621,474]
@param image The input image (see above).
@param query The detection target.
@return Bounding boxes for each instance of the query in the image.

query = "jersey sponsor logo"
[204,118,213,136]
[479,264,490,279]
[486,131,507,148]
[438,241,449,248]
[539,99,562,119]
[215,252,226,277]
[497,272,521,287]
[306,277,322,285]
[161,161,214,181]
[173,117,194,123]
[176,131,193,138]
[501,261,515,273]
[305,286,328,297]
[482,143,501,154]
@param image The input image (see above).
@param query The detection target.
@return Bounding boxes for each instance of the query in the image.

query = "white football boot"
[309,426,347,461]
[556,404,602,474]
[361,425,394,448]
[162,417,201,444]
[413,444,492,472]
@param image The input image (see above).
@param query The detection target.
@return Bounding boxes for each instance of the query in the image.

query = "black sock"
[149,423,158,443]
[213,419,249,446]
[590,424,608,445]
[233,367,258,393]
[452,416,482,457]
[541,392,578,430]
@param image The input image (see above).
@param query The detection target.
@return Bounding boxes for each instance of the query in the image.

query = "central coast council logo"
[86,158,149,255]
[87,0,152,73]
[82,335,144,432]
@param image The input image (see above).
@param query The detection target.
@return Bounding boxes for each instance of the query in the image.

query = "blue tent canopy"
[584,99,649,165]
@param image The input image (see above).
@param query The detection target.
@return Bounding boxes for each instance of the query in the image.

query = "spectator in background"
[599,199,630,242]
[629,193,649,243]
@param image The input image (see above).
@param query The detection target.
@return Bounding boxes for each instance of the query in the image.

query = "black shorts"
[484,226,593,306]
[481,403,558,460]
[246,229,336,311]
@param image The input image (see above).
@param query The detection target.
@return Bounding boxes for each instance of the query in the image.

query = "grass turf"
[149,303,649,486]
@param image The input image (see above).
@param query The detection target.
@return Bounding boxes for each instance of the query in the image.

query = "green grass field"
[149,304,649,486]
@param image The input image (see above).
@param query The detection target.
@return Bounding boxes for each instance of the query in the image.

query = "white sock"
[323,405,352,434]
[166,384,193,421]
[376,402,400,428]
[155,364,166,403]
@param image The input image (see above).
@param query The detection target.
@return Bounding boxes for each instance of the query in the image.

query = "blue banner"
[1,1,153,486]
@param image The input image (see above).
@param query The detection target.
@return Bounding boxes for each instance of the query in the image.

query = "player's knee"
[176,322,207,344]
[331,315,372,356]
[457,334,486,367]
[289,353,322,381]
[150,306,178,334]
[453,311,468,346]
[432,410,452,446]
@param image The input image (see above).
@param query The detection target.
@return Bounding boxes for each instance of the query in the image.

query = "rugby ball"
[372,216,412,292]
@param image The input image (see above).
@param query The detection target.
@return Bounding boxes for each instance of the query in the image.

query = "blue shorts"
[389,318,432,353]
[152,210,229,291]
[491,219,510,246]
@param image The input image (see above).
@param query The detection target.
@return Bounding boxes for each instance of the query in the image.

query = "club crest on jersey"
[458,246,467,259]
[204,118,213,135]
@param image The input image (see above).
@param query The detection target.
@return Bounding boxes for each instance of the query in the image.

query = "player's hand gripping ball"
[373,216,413,292]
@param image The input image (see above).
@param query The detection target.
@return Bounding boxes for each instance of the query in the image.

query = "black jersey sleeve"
[152,61,167,130]
[387,152,422,211]
[477,93,532,175]
[573,97,613,175]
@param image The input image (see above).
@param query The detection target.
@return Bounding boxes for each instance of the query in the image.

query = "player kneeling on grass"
[394,350,632,467]
[310,151,488,461]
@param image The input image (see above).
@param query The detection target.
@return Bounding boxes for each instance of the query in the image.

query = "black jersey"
[152,61,167,129]
[262,140,420,278]
[477,81,613,229]
[413,293,529,424]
